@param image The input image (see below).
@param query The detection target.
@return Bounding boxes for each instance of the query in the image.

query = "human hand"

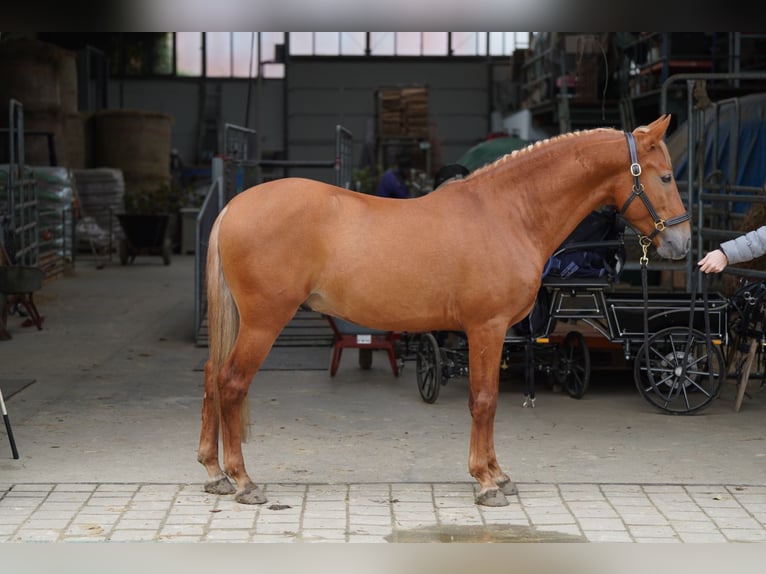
[697,249,728,273]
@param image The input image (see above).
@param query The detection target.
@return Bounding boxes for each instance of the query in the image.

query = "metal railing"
[2,100,38,267]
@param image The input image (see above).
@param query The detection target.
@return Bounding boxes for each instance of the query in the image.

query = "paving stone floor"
[3,481,766,543]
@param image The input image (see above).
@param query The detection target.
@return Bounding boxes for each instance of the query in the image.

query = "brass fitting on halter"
[639,235,652,266]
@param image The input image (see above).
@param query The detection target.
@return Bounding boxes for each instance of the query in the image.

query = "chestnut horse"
[198,115,690,507]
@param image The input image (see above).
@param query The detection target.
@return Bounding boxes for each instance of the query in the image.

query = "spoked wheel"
[416,332,443,404]
[633,326,725,414]
[556,331,591,399]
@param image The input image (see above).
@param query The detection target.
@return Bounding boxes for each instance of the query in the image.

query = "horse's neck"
[468,133,623,255]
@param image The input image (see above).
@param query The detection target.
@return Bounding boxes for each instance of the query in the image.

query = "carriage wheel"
[633,326,724,415]
[416,333,442,404]
[358,348,373,370]
[557,331,591,399]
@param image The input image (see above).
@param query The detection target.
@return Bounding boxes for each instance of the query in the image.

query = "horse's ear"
[642,115,671,141]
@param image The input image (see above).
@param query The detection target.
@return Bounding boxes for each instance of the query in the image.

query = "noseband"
[619,132,689,264]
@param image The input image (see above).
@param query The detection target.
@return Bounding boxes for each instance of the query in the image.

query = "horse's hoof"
[235,484,267,505]
[475,488,509,507]
[204,477,236,495]
[496,477,518,496]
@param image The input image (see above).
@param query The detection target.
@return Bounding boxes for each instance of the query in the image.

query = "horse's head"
[616,115,691,260]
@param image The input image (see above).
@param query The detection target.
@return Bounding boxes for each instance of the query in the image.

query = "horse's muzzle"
[656,227,691,260]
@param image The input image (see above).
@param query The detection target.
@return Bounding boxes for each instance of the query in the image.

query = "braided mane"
[466,127,617,180]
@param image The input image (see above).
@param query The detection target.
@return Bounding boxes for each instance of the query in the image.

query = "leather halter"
[619,132,689,263]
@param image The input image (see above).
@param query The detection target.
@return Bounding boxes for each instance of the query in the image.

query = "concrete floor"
[2,253,766,545]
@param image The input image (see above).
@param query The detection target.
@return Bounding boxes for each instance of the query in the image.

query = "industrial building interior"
[3,32,766,549]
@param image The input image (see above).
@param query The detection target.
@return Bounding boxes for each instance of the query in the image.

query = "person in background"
[698,226,766,273]
[376,156,412,199]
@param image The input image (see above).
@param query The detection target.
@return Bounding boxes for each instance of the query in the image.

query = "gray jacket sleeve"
[720,226,766,265]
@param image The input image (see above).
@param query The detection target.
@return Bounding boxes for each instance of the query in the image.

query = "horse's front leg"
[466,323,516,506]
[197,360,235,495]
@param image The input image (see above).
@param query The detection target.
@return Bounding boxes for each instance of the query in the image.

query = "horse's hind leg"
[218,323,283,505]
[466,323,515,506]
[198,360,235,495]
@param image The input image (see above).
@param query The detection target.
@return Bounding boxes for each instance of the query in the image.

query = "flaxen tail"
[206,206,250,441]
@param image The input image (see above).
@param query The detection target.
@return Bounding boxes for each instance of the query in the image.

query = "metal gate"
[1,100,38,267]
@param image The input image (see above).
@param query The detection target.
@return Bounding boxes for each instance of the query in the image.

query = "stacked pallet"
[401,87,429,138]
[379,88,406,136]
[378,86,429,139]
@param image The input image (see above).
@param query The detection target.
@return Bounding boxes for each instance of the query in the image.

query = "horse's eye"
[661,174,673,184]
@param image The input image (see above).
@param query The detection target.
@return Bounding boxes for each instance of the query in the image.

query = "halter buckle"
[654,219,666,232]
[630,162,642,177]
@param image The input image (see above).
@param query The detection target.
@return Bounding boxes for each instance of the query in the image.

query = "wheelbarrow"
[116,214,172,266]
[0,265,45,339]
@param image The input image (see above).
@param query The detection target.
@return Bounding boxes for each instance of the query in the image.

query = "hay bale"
[0,38,77,112]
[91,110,173,180]
[62,112,86,169]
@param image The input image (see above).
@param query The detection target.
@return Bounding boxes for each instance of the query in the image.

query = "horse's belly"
[304,273,465,333]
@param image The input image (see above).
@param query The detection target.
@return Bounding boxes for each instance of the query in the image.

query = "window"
[451,32,486,56]
[340,32,366,55]
[232,32,258,77]
[370,32,395,56]
[108,32,531,78]
[111,33,175,76]
[396,33,421,56]
[203,32,283,78]
[489,32,530,55]
[153,33,174,74]
[314,32,339,55]
[206,32,231,77]
[176,32,202,77]
[288,32,529,57]
[290,32,313,55]
[422,33,448,55]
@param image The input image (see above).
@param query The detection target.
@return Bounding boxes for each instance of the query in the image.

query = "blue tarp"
[672,92,766,212]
